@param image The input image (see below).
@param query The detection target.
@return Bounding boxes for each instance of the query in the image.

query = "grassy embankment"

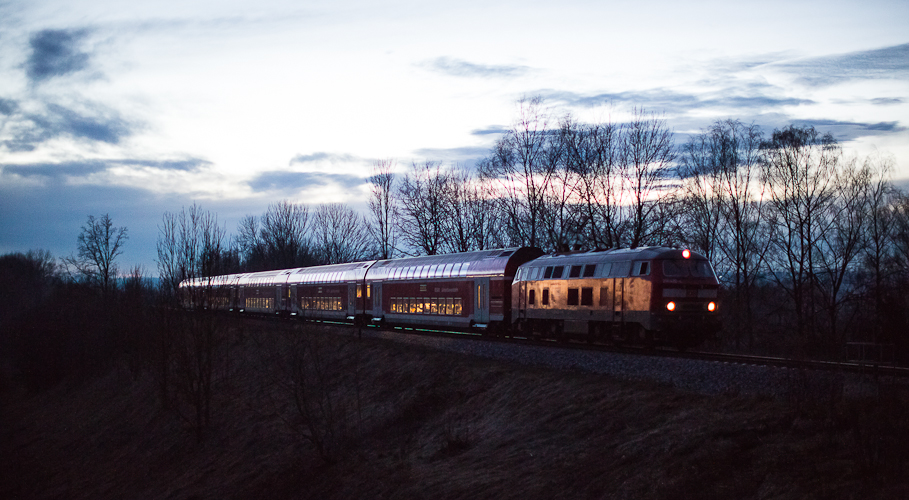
[2,322,908,499]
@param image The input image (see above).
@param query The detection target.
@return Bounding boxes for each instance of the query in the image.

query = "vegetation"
[2,323,908,499]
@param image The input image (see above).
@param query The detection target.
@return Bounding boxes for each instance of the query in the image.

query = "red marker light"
[682,249,691,259]
[666,301,676,311]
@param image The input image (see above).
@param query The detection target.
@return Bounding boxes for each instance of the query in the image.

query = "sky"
[1,0,908,275]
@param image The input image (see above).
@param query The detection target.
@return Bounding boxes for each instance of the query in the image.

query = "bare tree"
[620,108,676,248]
[480,96,559,249]
[397,161,450,255]
[366,159,398,259]
[259,200,312,269]
[563,117,624,249]
[313,203,372,264]
[154,203,230,441]
[761,125,840,341]
[64,214,128,297]
[859,156,897,342]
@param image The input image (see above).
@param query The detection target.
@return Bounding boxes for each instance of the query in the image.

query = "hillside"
[2,322,908,499]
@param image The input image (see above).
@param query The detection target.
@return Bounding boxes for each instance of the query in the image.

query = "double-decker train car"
[512,247,720,348]
[364,247,544,331]
[180,245,720,348]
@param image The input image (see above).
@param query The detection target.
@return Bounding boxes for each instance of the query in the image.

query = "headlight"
[666,301,676,311]
[707,302,716,312]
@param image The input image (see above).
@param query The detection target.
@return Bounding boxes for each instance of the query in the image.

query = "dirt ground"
[2,323,908,499]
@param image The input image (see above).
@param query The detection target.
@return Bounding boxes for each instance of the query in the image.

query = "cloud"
[471,126,508,136]
[0,98,18,115]
[248,171,365,193]
[0,100,136,152]
[412,146,491,163]
[25,29,92,83]
[789,119,907,141]
[2,157,211,181]
[289,152,358,165]
[774,43,909,87]
[541,89,812,116]
[422,57,530,78]
[871,97,904,106]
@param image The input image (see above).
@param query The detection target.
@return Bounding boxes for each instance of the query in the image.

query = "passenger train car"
[180,246,720,348]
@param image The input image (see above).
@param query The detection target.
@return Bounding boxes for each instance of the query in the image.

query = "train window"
[569,265,582,278]
[567,288,579,306]
[544,266,553,279]
[662,260,688,276]
[583,264,596,278]
[368,285,372,298]
[553,266,565,278]
[528,289,536,305]
[692,261,716,278]
[633,261,650,276]
[542,288,550,305]
[611,261,631,277]
[581,287,593,306]
[453,297,463,315]
[596,263,612,277]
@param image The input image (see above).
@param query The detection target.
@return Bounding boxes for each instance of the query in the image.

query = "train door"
[517,280,527,320]
[475,277,490,325]
[348,284,356,317]
[372,283,382,319]
[613,278,625,324]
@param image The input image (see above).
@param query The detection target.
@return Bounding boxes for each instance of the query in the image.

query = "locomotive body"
[512,247,720,348]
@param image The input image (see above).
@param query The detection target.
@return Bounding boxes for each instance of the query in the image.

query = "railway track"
[250,315,909,380]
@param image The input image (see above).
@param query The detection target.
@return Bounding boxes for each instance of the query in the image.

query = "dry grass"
[2,322,908,499]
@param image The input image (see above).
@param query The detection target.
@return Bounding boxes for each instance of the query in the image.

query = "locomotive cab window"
[553,266,565,279]
[581,287,593,306]
[544,266,553,279]
[583,264,596,278]
[633,261,650,276]
[567,288,579,306]
[569,265,582,278]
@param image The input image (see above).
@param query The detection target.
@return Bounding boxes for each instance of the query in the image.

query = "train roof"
[366,247,544,281]
[520,247,709,268]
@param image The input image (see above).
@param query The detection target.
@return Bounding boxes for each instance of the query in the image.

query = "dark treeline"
[3,96,909,402]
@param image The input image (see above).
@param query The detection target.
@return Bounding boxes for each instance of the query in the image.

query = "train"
[181,246,721,349]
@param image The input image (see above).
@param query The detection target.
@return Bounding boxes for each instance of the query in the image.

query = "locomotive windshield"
[662,259,715,278]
